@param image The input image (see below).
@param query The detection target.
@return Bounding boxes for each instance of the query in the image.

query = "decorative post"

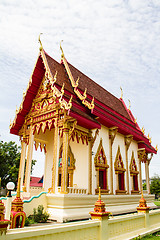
[23,124,34,193]
[90,187,110,240]
[125,135,133,194]
[0,200,10,236]
[137,191,150,228]
[109,127,118,194]
[61,121,69,194]
[10,178,26,229]
[5,182,15,221]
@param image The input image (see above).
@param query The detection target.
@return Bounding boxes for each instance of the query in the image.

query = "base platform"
[46,194,156,222]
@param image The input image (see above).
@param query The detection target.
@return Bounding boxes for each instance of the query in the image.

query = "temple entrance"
[94,139,109,194]
[99,169,106,189]
[133,175,138,191]
[118,172,124,190]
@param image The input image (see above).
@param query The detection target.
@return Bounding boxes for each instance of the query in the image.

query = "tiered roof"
[10,47,157,154]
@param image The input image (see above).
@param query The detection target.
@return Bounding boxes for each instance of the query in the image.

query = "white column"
[18,140,27,191]
[23,126,34,193]
[55,132,60,194]
[145,161,150,194]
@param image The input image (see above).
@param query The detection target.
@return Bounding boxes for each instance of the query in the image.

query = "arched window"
[130,151,139,194]
[58,144,76,188]
[94,139,109,194]
[114,146,126,194]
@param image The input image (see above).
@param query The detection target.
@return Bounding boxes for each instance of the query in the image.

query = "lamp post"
[5,182,15,220]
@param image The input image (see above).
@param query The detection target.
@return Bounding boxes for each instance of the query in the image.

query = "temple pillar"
[109,127,118,194]
[125,135,133,194]
[18,139,27,191]
[145,161,150,194]
[88,130,92,195]
[23,125,34,193]
[50,113,59,193]
[61,121,69,194]
[137,149,146,193]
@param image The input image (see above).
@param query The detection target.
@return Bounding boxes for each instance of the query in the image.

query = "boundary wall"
[2,209,160,240]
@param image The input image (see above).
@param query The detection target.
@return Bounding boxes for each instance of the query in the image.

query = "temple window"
[114,146,126,194]
[130,151,139,194]
[94,139,109,194]
[58,145,76,188]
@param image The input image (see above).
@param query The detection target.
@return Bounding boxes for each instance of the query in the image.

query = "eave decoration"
[129,151,139,175]
[114,146,126,173]
[60,41,94,110]
[94,138,109,168]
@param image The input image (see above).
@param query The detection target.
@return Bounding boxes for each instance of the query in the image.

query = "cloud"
[0,0,160,177]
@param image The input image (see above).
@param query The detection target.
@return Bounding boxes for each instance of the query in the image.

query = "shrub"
[33,205,49,223]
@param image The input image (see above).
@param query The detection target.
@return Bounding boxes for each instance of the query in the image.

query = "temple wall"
[70,140,88,189]
[34,129,54,192]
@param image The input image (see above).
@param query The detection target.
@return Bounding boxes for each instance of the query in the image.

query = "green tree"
[150,174,160,198]
[0,140,36,188]
[143,182,146,190]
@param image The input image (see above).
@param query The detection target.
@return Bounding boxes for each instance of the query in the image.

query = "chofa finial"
[128,99,131,111]
[120,86,123,99]
[38,33,43,51]
[60,40,64,58]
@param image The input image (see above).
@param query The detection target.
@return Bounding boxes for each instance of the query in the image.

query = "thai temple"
[9,39,157,222]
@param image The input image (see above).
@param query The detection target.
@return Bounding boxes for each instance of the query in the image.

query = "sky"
[0,0,160,178]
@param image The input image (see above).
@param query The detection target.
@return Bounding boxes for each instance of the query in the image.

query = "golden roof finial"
[120,86,123,99]
[142,126,145,134]
[60,40,64,58]
[155,145,158,151]
[98,187,101,201]
[38,33,43,51]
[147,133,150,139]
[128,99,131,111]
[134,117,137,123]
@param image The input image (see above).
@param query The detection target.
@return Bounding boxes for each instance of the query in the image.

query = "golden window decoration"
[129,151,139,175]
[94,138,109,168]
[114,146,126,173]
[114,146,126,194]
[94,138,109,194]
[130,151,139,193]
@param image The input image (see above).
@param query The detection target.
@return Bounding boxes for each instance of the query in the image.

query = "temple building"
[9,40,157,222]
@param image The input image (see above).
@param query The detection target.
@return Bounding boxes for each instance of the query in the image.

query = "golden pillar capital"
[109,127,118,146]
[125,135,133,151]
[137,148,147,163]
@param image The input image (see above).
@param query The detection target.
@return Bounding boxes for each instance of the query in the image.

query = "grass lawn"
[140,231,160,239]
[154,201,160,206]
